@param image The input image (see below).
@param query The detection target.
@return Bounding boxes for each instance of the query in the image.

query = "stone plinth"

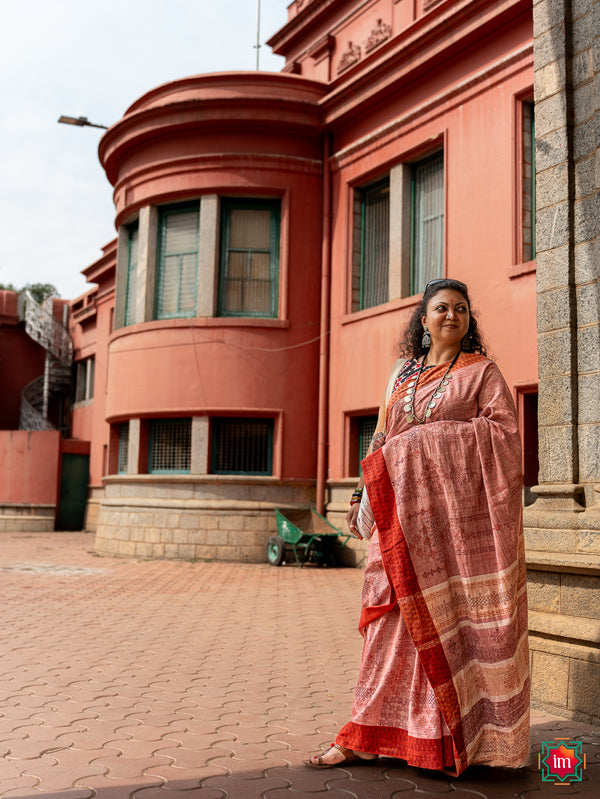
[0,504,55,533]
[95,475,315,563]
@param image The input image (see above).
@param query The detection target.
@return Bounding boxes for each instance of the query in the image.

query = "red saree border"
[362,446,468,774]
[336,721,456,772]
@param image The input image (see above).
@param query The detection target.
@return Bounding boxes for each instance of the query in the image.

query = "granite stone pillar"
[525,0,600,725]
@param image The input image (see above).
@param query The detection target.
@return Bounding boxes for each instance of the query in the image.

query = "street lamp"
[57,115,108,130]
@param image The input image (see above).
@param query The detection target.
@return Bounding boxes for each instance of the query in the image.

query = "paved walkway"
[0,532,598,799]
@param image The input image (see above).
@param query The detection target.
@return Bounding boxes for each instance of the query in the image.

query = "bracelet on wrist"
[350,497,361,506]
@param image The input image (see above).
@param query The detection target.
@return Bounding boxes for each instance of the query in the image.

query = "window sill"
[341,294,421,325]
[72,399,94,409]
[508,259,536,279]
[110,316,290,341]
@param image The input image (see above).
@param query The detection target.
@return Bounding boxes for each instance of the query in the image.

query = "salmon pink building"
[64,0,537,563]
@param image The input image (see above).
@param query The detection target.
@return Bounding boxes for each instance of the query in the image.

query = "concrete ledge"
[528,609,600,646]
[527,549,600,574]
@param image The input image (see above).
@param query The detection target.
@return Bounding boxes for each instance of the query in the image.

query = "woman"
[305,278,529,775]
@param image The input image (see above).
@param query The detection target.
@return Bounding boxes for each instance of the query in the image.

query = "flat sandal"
[303,743,360,768]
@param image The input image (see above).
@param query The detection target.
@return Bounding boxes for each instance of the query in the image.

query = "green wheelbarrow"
[267,507,352,567]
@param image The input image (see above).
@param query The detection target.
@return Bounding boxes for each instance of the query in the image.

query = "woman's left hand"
[346,503,363,539]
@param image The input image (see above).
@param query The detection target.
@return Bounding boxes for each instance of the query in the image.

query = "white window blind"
[412,153,444,294]
[219,200,279,317]
[156,205,199,319]
[360,180,389,310]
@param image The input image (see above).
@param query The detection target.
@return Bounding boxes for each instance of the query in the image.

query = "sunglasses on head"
[425,278,468,292]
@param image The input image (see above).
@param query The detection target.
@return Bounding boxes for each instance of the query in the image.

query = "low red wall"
[0,430,61,505]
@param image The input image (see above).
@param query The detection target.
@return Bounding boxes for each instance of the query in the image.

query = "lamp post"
[57,115,108,130]
[254,0,261,70]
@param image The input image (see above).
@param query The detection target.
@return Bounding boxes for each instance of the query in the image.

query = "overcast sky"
[0,0,287,300]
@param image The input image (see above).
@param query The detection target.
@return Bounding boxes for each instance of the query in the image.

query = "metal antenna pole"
[255,0,262,70]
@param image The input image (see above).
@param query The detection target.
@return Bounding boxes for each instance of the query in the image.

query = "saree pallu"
[337,353,530,776]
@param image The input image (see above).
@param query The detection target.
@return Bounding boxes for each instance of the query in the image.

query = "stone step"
[527,549,600,575]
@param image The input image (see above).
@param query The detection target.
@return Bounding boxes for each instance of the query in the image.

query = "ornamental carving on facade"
[337,41,361,74]
[365,18,392,53]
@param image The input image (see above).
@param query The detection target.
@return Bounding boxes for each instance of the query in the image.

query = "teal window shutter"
[124,223,139,326]
[218,199,280,317]
[359,180,389,310]
[411,152,444,295]
[155,204,199,319]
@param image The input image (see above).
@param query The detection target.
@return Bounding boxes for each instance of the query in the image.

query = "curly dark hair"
[398,278,487,359]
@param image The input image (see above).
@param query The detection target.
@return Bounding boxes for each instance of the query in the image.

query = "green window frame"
[155,203,199,320]
[410,152,444,296]
[124,223,139,326]
[148,418,192,474]
[118,423,129,474]
[353,179,390,311]
[211,418,274,475]
[218,199,280,318]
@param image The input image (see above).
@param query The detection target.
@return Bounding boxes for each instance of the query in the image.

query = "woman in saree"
[305,278,530,775]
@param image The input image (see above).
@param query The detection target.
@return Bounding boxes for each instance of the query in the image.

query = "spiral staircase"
[18,291,73,434]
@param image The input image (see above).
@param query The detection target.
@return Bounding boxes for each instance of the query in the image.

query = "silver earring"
[421,326,431,348]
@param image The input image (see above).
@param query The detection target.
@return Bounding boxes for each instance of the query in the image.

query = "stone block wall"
[94,475,315,563]
[0,504,55,533]
[526,0,600,724]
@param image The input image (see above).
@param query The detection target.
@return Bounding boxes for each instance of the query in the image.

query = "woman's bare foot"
[304,743,378,767]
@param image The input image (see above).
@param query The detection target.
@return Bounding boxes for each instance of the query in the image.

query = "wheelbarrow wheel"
[266,535,285,566]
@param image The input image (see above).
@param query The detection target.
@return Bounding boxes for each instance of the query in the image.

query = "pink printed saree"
[336,353,530,776]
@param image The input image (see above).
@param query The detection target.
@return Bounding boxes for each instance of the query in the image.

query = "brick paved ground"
[0,532,599,799]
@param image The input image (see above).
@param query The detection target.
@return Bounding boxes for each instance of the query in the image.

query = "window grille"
[155,204,199,319]
[358,415,378,474]
[522,101,536,262]
[411,152,444,295]
[211,418,273,475]
[124,223,139,326]
[118,423,129,474]
[149,419,192,473]
[218,200,280,317]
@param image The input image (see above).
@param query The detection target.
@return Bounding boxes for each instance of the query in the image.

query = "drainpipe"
[316,132,332,515]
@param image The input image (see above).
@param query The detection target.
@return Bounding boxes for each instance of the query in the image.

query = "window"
[218,199,280,317]
[118,423,129,474]
[211,418,273,475]
[358,416,378,468]
[124,223,139,326]
[74,357,94,403]
[155,203,199,319]
[348,414,378,476]
[149,419,192,473]
[411,152,444,295]
[352,179,390,311]
[517,387,539,506]
[522,100,536,262]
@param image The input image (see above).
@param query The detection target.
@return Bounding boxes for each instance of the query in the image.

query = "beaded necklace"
[403,351,460,424]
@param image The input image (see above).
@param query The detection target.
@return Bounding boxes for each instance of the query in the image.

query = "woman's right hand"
[346,503,362,539]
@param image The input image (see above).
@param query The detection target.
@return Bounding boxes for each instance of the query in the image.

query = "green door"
[56,453,89,531]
